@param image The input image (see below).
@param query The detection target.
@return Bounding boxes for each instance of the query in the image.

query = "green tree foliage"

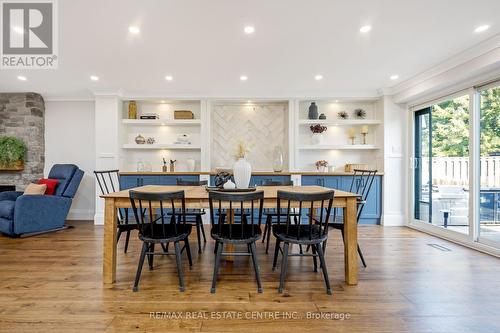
[480,87,500,156]
[431,96,469,157]
[430,88,500,157]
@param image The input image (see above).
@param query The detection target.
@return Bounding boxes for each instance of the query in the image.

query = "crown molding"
[389,33,500,102]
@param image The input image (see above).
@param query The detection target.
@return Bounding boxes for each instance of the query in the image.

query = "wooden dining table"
[100,185,360,286]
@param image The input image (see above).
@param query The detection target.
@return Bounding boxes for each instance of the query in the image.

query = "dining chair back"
[175,178,208,253]
[208,190,264,293]
[272,189,335,294]
[261,179,296,254]
[94,170,137,253]
[349,169,378,219]
[129,190,193,292]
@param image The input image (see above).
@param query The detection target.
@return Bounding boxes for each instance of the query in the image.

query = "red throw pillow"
[38,178,59,195]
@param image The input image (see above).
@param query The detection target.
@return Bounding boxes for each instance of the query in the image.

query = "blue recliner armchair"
[0,164,84,237]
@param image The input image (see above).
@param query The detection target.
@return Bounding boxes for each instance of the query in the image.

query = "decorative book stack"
[140,113,159,120]
[174,110,194,119]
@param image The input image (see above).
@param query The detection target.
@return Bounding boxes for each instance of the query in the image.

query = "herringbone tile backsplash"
[211,103,288,170]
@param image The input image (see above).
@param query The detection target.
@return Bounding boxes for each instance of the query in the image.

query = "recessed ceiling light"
[240,75,248,81]
[474,24,490,33]
[334,100,339,103]
[17,75,27,81]
[244,26,255,34]
[165,75,173,81]
[390,74,399,80]
[90,75,99,81]
[12,26,23,34]
[360,25,372,33]
[128,26,140,34]
[315,74,323,81]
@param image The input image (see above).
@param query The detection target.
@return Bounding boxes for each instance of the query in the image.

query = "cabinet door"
[360,176,381,220]
[301,176,326,187]
[324,176,340,189]
[119,176,138,190]
[141,176,161,186]
[159,175,200,185]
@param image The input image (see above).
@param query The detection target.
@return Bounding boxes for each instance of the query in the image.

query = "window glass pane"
[479,85,500,245]
[430,95,470,234]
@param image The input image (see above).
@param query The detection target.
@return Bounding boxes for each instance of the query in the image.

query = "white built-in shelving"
[122,119,201,126]
[120,99,205,172]
[294,99,384,171]
[298,144,379,150]
[122,144,201,150]
[298,119,381,126]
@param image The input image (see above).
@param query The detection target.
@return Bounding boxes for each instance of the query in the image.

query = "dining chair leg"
[147,243,155,270]
[116,229,122,244]
[265,219,273,254]
[272,238,281,271]
[173,241,185,292]
[311,244,318,272]
[184,238,193,268]
[198,215,207,242]
[133,242,148,292]
[195,220,202,253]
[124,230,131,253]
[211,241,223,293]
[262,215,270,243]
[358,245,367,268]
[340,228,366,267]
[316,242,332,295]
[249,242,263,293]
[214,240,219,254]
[278,242,290,293]
[161,243,169,253]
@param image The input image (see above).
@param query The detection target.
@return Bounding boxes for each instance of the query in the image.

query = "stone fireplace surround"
[0,93,45,191]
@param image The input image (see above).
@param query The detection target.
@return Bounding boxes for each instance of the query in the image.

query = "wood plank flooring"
[1,221,500,332]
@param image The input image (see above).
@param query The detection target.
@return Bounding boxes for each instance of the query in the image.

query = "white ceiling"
[1,0,500,99]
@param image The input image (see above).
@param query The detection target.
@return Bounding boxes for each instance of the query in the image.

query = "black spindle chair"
[174,179,208,253]
[261,180,301,254]
[129,190,193,292]
[209,190,264,293]
[329,169,377,268]
[94,170,137,253]
[272,190,334,295]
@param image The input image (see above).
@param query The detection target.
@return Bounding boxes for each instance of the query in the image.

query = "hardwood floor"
[1,221,500,332]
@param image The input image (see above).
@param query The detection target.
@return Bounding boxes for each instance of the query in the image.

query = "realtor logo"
[1,0,58,69]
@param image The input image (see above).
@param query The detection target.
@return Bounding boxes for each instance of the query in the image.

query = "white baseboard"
[382,213,406,226]
[94,212,104,225]
[67,209,94,221]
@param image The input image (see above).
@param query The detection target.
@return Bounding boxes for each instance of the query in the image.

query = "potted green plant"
[0,136,27,171]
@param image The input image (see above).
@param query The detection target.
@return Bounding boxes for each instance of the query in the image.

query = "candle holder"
[347,128,356,145]
[360,125,369,145]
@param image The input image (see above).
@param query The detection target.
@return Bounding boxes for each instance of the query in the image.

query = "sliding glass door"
[413,95,470,235]
[479,84,500,246]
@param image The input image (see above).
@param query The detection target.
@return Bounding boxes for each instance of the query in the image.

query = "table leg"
[103,198,118,284]
[226,209,235,262]
[344,197,358,285]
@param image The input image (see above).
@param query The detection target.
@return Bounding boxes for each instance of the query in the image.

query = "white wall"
[381,96,407,226]
[44,101,95,220]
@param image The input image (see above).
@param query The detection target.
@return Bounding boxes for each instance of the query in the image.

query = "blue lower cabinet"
[120,174,200,189]
[209,174,292,187]
[250,175,291,186]
[301,175,382,225]
[158,175,199,185]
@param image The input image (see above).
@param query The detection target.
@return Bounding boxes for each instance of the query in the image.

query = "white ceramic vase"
[186,158,195,172]
[233,157,252,189]
[311,133,324,145]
